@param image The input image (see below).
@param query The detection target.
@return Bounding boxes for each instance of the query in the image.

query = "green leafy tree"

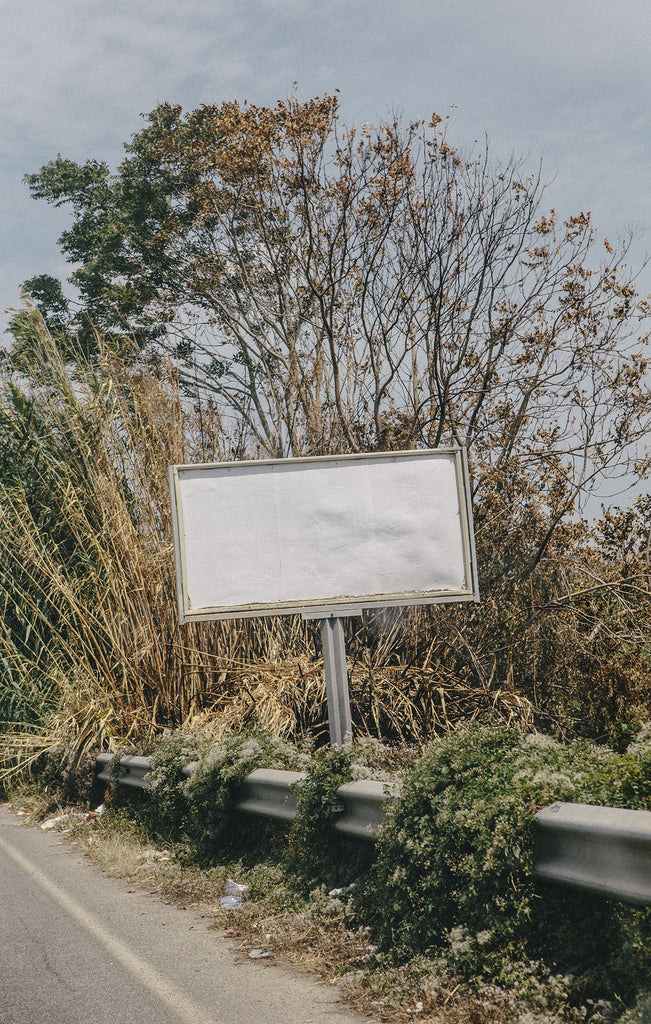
[20,96,650,480]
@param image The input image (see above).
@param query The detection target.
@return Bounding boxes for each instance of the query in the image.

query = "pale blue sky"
[2,0,650,331]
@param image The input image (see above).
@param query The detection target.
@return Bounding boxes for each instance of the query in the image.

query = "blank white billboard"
[168,448,478,622]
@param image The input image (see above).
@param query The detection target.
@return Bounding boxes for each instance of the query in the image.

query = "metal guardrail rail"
[236,768,307,822]
[534,801,651,906]
[97,755,651,904]
[333,780,400,839]
[96,753,152,789]
[96,755,395,839]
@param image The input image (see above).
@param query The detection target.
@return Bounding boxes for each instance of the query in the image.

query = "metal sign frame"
[168,447,479,746]
[168,447,479,624]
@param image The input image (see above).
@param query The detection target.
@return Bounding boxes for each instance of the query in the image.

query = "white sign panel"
[168,449,478,622]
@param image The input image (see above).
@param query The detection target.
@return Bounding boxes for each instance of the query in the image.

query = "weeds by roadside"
[6,724,651,1023]
[3,321,651,785]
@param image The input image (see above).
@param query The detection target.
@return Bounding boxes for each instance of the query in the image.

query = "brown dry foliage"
[1,314,651,772]
[3,95,651,764]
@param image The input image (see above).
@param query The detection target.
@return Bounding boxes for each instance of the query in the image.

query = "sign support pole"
[303,608,361,746]
[320,617,352,746]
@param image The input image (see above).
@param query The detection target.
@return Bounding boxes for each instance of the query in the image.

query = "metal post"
[320,617,352,746]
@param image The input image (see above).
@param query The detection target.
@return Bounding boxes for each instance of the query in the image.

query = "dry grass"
[0,319,540,778]
[0,724,61,779]
[0,323,317,765]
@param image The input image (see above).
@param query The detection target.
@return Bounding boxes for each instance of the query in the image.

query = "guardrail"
[236,768,307,823]
[97,755,397,841]
[97,755,651,903]
[333,780,401,839]
[96,753,151,789]
[533,802,651,906]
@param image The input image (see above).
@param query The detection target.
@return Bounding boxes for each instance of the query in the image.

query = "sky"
[1,0,650,336]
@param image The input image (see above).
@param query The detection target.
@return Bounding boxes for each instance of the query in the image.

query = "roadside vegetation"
[5,723,651,1023]
[1,313,650,771]
[1,93,651,1022]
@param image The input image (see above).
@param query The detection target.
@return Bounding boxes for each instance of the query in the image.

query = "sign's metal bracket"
[301,607,363,620]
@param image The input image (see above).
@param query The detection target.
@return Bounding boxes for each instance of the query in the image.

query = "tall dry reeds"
[0,317,323,767]
[0,317,534,772]
[2,314,649,777]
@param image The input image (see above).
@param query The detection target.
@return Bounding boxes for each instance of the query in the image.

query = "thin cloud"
[1,0,649,327]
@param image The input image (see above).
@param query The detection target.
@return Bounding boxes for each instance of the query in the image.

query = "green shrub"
[285,737,418,893]
[285,744,358,891]
[621,724,651,808]
[144,729,210,839]
[357,724,651,1013]
[16,745,101,809]
[183,729,310,859]
[66,724,651,1019]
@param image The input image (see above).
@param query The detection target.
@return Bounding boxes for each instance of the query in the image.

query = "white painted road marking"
[0,832,222,1024]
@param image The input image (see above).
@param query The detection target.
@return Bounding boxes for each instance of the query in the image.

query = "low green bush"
[183,729,310,859]
[96,724,651,1019]
[144,729,210,839]
[283,736,417,892]
[357,724,651,1015]
[285,743,361,891]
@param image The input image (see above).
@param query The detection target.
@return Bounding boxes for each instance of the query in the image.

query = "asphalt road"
[0,804,371,1024]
